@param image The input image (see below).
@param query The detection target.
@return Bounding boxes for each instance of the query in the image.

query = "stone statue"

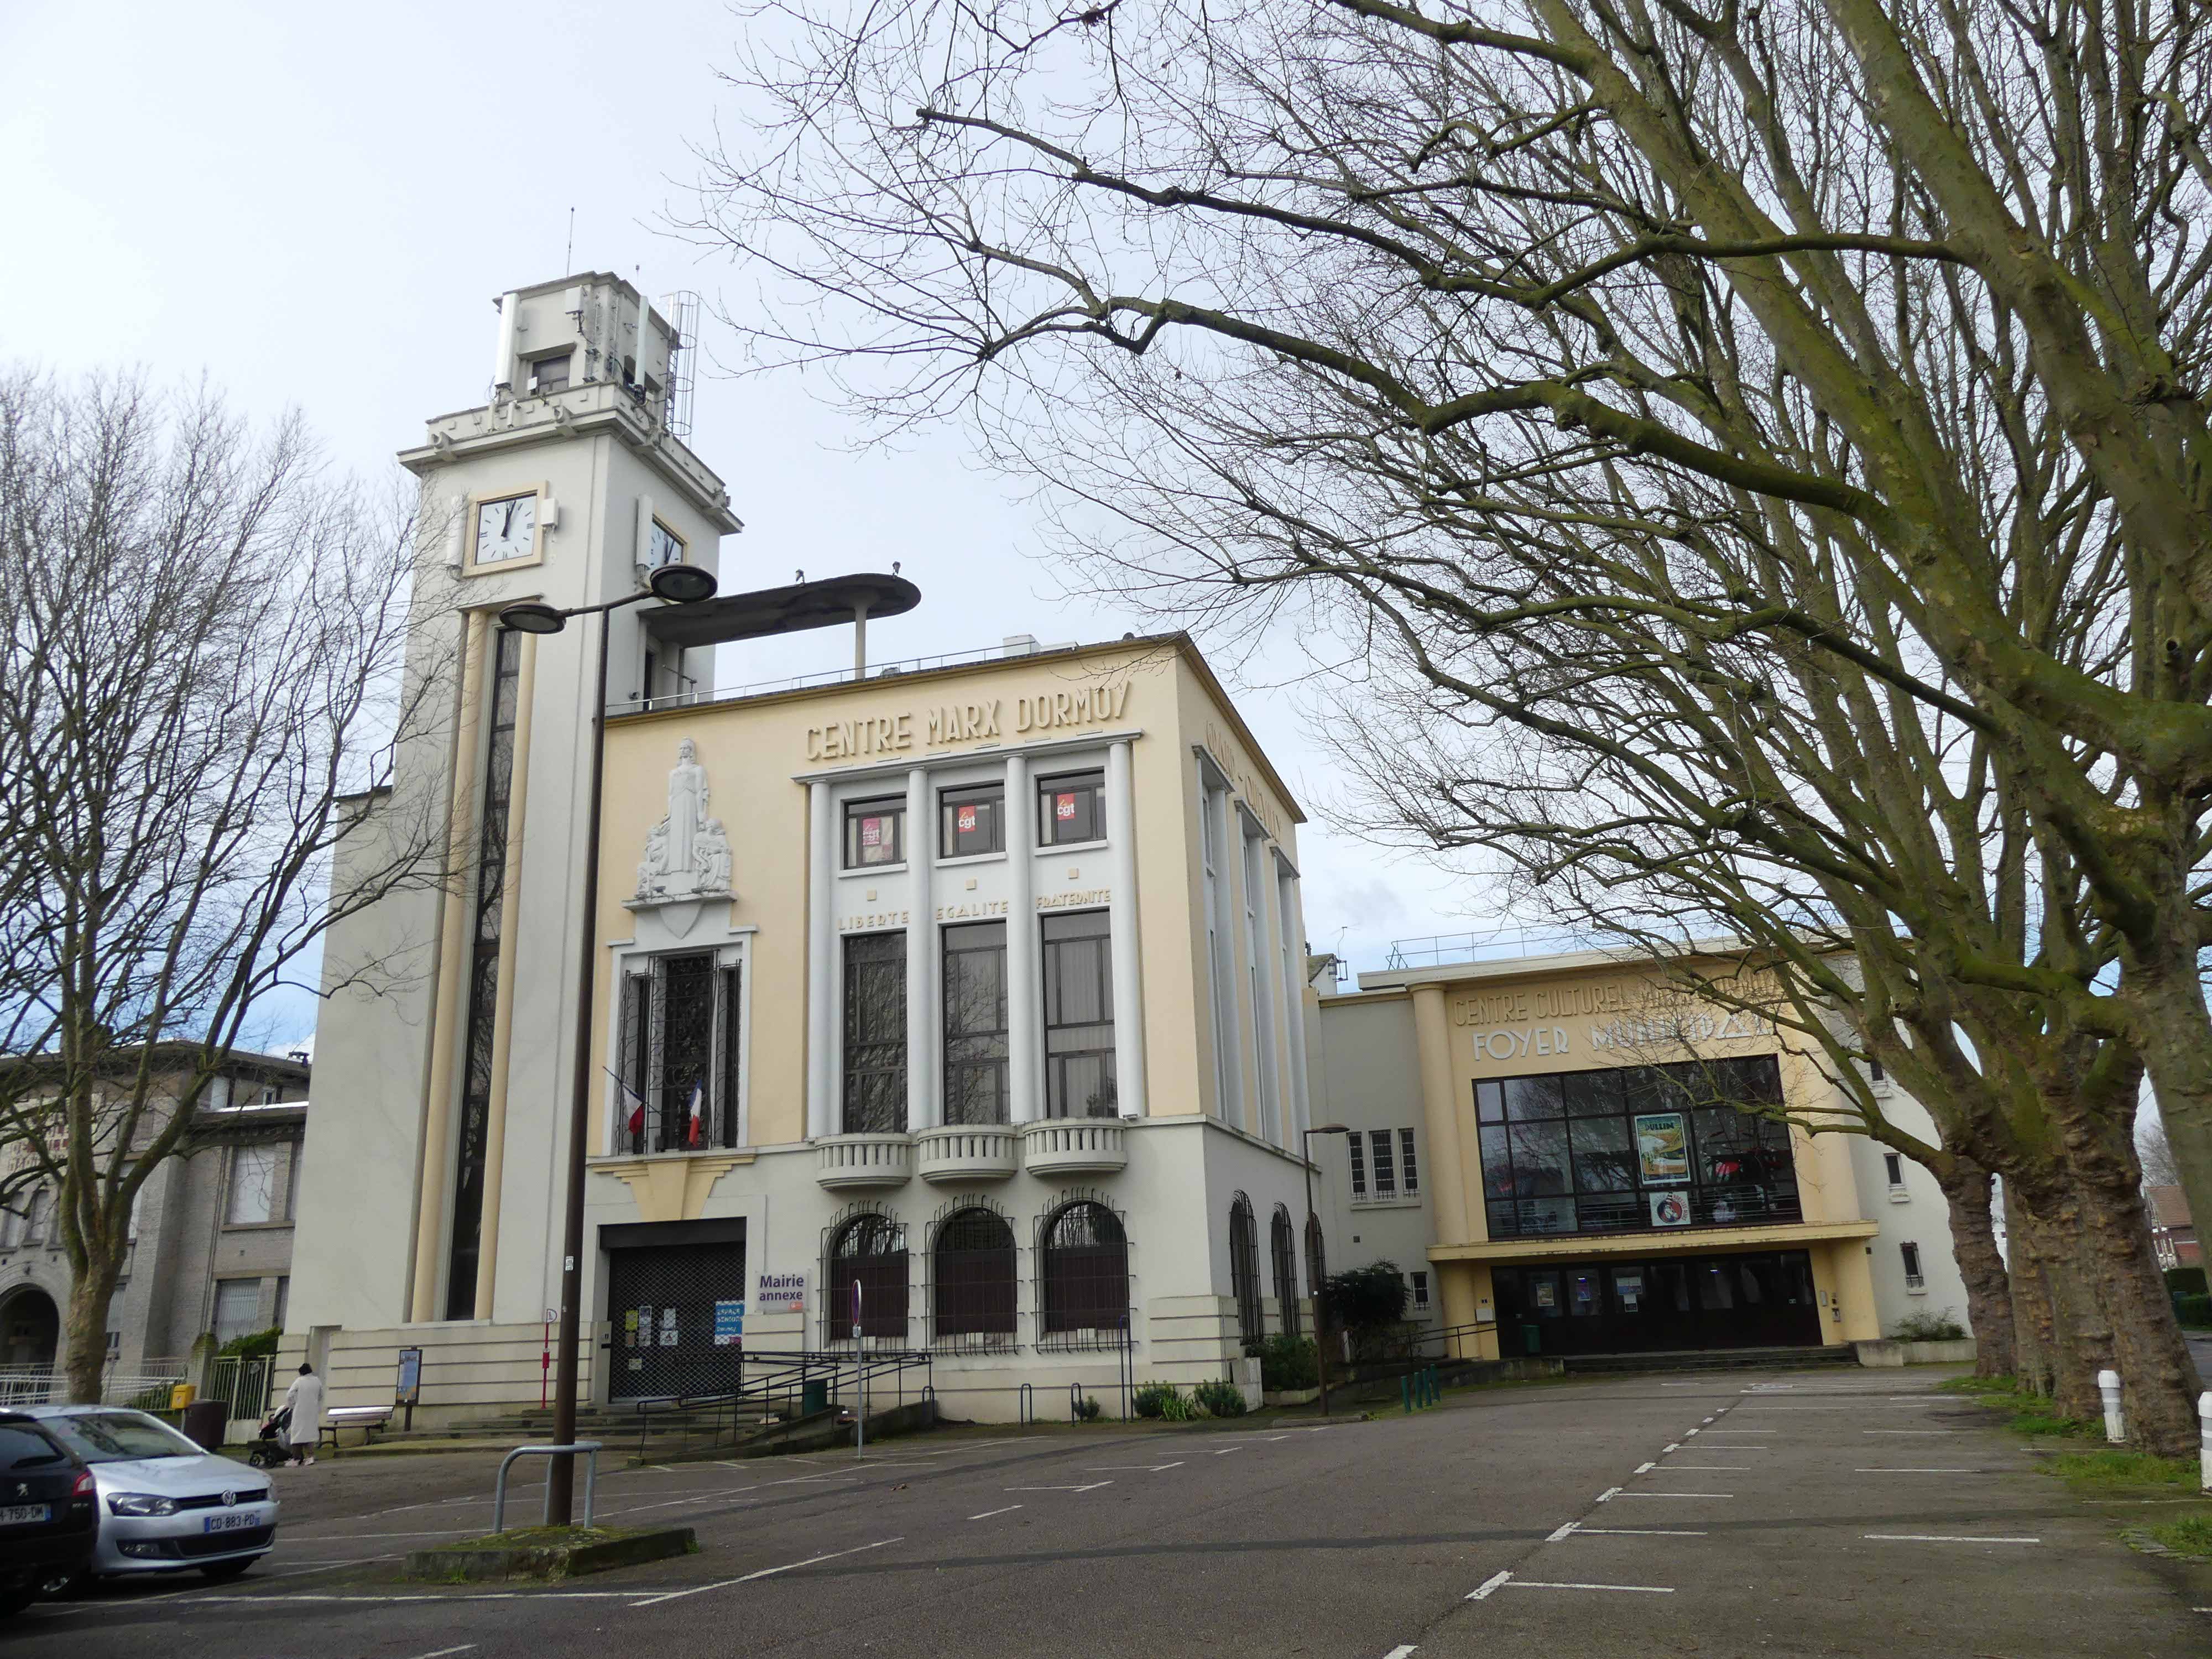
[700,818,732,894]
[634,739,731,902]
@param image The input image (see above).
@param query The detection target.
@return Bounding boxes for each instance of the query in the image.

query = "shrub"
[1192,1378,1248,1418]
[1888,1308,1968,1343]
[2173,1292,2212,1329]
[218,1325,283,1360]
[1132,1381,1178,1420]
[2146,1513,2212,1559]
[1073,1395,1102,1422]
[2162,1265,2208,1299]
[1157,1389,1200,1422]
[1258,1335,1317,1392]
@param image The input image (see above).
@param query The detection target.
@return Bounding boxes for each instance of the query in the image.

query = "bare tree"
[0,371,454,1402]
[693,0,2212,1444]
[2138,1110,2184,1190]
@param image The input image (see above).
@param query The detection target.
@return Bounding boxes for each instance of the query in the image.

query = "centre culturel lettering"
[805,677,1135,763]
[1452,969,1781,1064]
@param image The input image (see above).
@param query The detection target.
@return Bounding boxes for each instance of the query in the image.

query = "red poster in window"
[1056,793,1076,821]
[860,818,881,847]
[957,805,977,832]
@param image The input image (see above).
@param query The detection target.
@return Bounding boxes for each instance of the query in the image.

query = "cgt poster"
[1633,1112,1690,1185]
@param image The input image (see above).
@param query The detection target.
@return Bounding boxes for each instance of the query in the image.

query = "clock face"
[475,494,537,564]
[648,520,684,567]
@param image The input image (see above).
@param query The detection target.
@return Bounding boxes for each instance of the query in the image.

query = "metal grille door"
[606,1240,747,1400]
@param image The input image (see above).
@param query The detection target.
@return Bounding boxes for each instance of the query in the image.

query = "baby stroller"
[246,1404,293,1469]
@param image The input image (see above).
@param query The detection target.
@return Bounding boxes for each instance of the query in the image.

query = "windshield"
[43,1410,201,1464]
[0,1424,67,1473]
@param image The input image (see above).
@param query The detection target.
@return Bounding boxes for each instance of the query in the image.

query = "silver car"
[23,1405,279,1583]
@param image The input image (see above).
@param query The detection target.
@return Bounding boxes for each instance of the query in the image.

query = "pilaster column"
[905,766,937,1131]
[1275,858,1311,1153]
[472,631,537,1318]
[1107,740,1147,1118]
[1206,779,1245,1133]
[806,781,834,1139]
[1005,752,1041,1124]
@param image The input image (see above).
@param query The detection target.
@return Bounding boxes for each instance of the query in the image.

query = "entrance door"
[605,1238,747,1401]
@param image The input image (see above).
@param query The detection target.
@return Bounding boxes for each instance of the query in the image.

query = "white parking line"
[1613,1491,1734,1499]
[1509,1580,1675,1594]
[1577,1528,1707,1537]
[626,1537,904,1608]
[1594,1486,1623,1503]
[1634,1462,1656,1474]
[1466,1571,1513,1601]
[1864,1533,2039,1545]
[1545,1521,1578,1542]
[1855,1468,1985,1474]
[410,1647,477,1659]
[1083,1463,1184,1472]
[1660,1443,1681,1453]
[968,1505,1023,1520]
[1006,1481,1112,1493]
[1383,1646,1419,1658]
[1661,1464,1751,1471]
[1864,1430,1956,1436]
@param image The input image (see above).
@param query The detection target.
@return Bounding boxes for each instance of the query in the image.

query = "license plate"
[0,1503,52,1526]
[204,1510,259,1533]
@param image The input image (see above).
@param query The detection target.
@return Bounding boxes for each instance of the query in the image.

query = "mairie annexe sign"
[806,677,1135,763]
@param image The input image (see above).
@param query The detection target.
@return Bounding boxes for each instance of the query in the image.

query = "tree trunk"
[1935,1159,2013,1378]
[2055,1159,2201,1455]
[2123,967,2212,1298]
[62,1260,122,1405]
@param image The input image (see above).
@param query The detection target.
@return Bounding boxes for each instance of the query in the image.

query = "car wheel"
[0,1584,39,1618]
[198,1558,257,1582]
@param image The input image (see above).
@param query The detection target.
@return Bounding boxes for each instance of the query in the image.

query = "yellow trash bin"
[168,1383,196,1410]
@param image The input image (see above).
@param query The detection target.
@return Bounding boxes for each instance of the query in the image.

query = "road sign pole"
[853,1276,865,1452]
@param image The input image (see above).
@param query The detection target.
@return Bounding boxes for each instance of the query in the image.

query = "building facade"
[1322,948,1970,1359]
[284,276,1325,1422]
[0,1047,310,1386]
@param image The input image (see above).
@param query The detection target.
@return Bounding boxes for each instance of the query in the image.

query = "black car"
[0,1411,98,1618]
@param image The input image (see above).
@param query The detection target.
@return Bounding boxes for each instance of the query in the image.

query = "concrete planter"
[1261,1387,1319,1407]
[403,1525,695,1582]
[1854,1337,1978,1367]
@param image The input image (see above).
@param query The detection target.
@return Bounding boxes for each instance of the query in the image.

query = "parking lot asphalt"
[12,1365,2208,1658]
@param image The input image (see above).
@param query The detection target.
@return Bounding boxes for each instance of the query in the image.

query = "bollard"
[1401,1375,1412,1414]
[2097,1368,2125,1444]
[2200,1392,2211,1494]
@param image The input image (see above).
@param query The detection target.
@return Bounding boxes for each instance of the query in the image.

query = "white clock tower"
[298,275,746,1339]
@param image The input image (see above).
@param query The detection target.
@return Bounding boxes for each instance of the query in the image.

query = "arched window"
[1040,1201,1128,1338]
[827,1213,908,1342]
[1270,1206,1301,1339]
[932,1207,1016,1348]
[1228,1193,1262,1348]
[1305,1213,1328,1329]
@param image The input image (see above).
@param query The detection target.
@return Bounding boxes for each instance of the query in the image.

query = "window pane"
[1369,1130,1396,1196]
[939,785,1005,858]
[844,797,905,868]
[1399,1128,1420,1194]
[942,921,1009,1125]
[842,932,908,1133]
[1043,912,1116,1117]
[1502,1076,1564,1121]
[1474,1079,1504,1123]
[1037,770,1106,845]
[1567,1117,1635,1193]
[212,1280,261,1344]
[1348,1130,1368,1196]
[658,952,717,1151]
[1478,1124,1513,1200]
[227,1146,278,1225]
[1562,1071,1623,1117]
[1507,1120,1572,1194]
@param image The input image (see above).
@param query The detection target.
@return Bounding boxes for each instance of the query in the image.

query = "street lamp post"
[499,565,921,1528]
[499,561,720,1526]
[1301,1123,1350,1416]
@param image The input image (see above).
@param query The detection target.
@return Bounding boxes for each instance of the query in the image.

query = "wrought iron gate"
[605,1238,748,1400]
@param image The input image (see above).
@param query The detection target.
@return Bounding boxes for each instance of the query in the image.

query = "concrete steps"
[1560,1344,1858,1376]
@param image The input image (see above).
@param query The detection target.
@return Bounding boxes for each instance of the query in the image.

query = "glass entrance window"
[1478,1057,1797,1240]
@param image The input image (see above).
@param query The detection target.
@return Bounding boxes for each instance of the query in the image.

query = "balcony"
[815,1132,914,1191]
[915,1125,1021,1184]
[1021,1118,1128,1177]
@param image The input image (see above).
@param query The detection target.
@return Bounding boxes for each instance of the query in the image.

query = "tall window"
[844,796,906,868]
[1037,769,1105,846]
[447,625,523,1317]
[842,933,908,1133]
[942,921,1009,1125]
[1411,1270,1431,1311]
[1368,1129,1397,1198]
[1228,1193,1262,1348]
[1399,1129,1421,1196]
[1883,1152,1905,1188]
[1477,1058,1798,1239]
[1270,1205,1301,1338]
[616,951,745,1153]
[226,1145,280,1225]
[1243,830,1277,1138]
[1201,783,1234,1118]
[211,1279,261,1345]
[940,784,1005,858]
[1347,1132,1367,1199]
[1901,1241,1925,1289]
[931,1207,1016,1348]
[1349,1128,1422,1199]
[827,1213,908,1341]
[1042,912,1117,1117]
[1040,1201,1129,1339]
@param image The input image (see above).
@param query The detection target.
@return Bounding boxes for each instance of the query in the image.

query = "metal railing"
[492,1441,602,1532]
[625,1348,935,1462]
[1383,930,1597,969]
[0,1363,191,1408]
[610,636,1102,718]
[202,1355,276,1425]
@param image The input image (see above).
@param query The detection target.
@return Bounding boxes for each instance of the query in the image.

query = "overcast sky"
[1,2,1514,1050]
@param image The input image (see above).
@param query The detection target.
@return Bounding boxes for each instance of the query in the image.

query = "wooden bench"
[320,1405,394,1451]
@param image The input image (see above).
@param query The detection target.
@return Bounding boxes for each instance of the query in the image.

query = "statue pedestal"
[621,890,735,940]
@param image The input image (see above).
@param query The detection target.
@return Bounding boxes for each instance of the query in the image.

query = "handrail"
[627,1349,936,1461]
[493,1441,602,1532]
